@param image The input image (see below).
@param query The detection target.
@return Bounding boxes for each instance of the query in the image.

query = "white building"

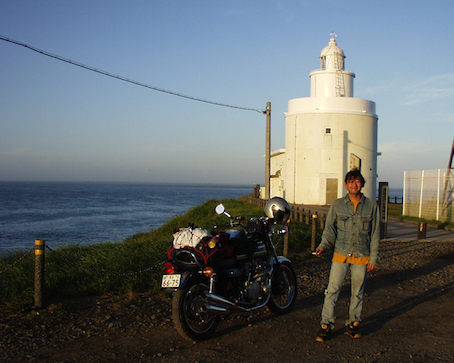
[269,35,378,205]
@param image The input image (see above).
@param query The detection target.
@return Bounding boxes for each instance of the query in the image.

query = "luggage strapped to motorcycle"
[172,227,209,248]
[167,226,235,266]
[167,234,224,266]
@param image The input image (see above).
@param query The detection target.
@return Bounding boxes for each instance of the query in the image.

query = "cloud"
[401,74,454,106]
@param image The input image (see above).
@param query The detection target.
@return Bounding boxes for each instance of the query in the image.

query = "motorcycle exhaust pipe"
[205,292,270,314]
[205,292,249,312]
[203,292,234,315]
[205,292,237,307]
[204,304,231,316]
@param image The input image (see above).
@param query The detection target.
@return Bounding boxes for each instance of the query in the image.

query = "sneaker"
[345,321,361,338]
[315,323,332,342]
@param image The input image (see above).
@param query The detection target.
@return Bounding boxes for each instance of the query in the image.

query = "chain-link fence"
[403,169,453,222]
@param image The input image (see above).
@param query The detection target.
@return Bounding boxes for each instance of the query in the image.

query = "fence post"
[320,213,326,231]
[417,222,427,239]
[311,214,317,252]
[34,240,45,308]
[305,210,311,225]
[283,223,289,258]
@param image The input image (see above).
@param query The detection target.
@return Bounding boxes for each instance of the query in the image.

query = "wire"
[0,35,265,113]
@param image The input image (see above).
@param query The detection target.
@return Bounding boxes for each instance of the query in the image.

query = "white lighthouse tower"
[269,34,378,204]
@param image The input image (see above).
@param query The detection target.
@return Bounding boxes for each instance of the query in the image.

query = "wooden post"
[283,223,289,258]
[320,214,326,231]
[417,222,427,239]
[305,210,311,225]
[34,240,45,308]
[311,214,317,252]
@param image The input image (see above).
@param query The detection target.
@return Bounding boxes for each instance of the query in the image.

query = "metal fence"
[403,169,453,222]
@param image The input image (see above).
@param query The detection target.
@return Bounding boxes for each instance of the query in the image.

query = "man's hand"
[367,263,377,272]
[315,247,324,257]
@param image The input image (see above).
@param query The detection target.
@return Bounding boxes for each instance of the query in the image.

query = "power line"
[0,35,265,113]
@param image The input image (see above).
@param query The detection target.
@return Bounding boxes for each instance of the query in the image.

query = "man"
[315,169,379,342]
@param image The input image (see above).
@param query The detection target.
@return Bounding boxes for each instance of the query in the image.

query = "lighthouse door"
[326,179,338,205]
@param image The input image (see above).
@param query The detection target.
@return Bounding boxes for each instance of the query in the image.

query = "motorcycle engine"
[244,259,272,303]
[220,258,272,305]
[246,281,262,301]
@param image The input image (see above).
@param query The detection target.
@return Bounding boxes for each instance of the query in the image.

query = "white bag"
[172,227,210,249]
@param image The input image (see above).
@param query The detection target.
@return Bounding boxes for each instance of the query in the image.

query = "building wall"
[272,109,377,204]
[310,70,355,97]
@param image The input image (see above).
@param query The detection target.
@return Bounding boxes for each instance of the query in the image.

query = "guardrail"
[244,195,327,227]
[388,196,403,204]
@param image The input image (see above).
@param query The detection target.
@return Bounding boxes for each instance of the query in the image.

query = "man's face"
[344,177,363,195]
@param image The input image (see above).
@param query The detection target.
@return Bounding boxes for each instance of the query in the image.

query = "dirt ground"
[1,239,454,363]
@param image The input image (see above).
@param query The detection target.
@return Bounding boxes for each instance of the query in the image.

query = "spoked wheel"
[172,278,219,342]
[267,261,297,314]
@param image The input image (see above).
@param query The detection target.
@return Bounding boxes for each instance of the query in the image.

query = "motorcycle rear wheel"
[172,277,219,342]
[267,261,297,314]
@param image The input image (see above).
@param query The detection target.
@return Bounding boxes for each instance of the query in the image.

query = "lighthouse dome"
[320,36,344,57]
[318,34,345,72]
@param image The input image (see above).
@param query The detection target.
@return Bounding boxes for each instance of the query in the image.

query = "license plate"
[161,274,181,288]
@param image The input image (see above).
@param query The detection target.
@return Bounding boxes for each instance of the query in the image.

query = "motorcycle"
[161,197,298,341]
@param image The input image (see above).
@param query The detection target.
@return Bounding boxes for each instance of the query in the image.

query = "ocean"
[387,188,404,203]
[0,182,253,254]
[0,182,403,255]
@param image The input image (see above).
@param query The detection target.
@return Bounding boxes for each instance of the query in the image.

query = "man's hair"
[345,168,366,186]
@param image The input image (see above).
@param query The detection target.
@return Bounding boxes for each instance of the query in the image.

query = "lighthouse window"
[325,127,332,135]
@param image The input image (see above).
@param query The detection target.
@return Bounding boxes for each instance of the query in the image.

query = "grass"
[0,198,314,312]
[387,203,454,229]
[3,199,451,312]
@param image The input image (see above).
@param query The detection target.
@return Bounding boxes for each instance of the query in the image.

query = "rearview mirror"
[215,204,225,215]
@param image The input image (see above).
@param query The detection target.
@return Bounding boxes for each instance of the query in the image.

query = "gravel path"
[1,239,453,362]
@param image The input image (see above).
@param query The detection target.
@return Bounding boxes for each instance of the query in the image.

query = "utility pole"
[265,102,271,200]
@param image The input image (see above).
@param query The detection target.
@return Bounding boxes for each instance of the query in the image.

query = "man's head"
[344,169,365,186]
[344,169,365,196]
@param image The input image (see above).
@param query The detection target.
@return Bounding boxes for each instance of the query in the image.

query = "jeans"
[321,261,368,327]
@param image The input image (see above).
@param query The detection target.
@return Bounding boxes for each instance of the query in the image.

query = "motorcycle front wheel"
[267,261,297,314]
[172,277,219,342]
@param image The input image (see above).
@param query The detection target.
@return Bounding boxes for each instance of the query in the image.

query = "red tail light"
[163,262,177,274]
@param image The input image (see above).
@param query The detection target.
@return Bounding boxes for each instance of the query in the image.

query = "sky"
[1,0,453,190]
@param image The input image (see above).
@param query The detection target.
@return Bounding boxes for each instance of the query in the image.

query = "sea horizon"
[0,182,255,254]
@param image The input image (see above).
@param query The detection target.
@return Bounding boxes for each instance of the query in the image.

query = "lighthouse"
[269,34,378,204]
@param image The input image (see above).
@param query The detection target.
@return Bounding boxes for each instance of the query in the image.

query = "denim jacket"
[318,193,380,265]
